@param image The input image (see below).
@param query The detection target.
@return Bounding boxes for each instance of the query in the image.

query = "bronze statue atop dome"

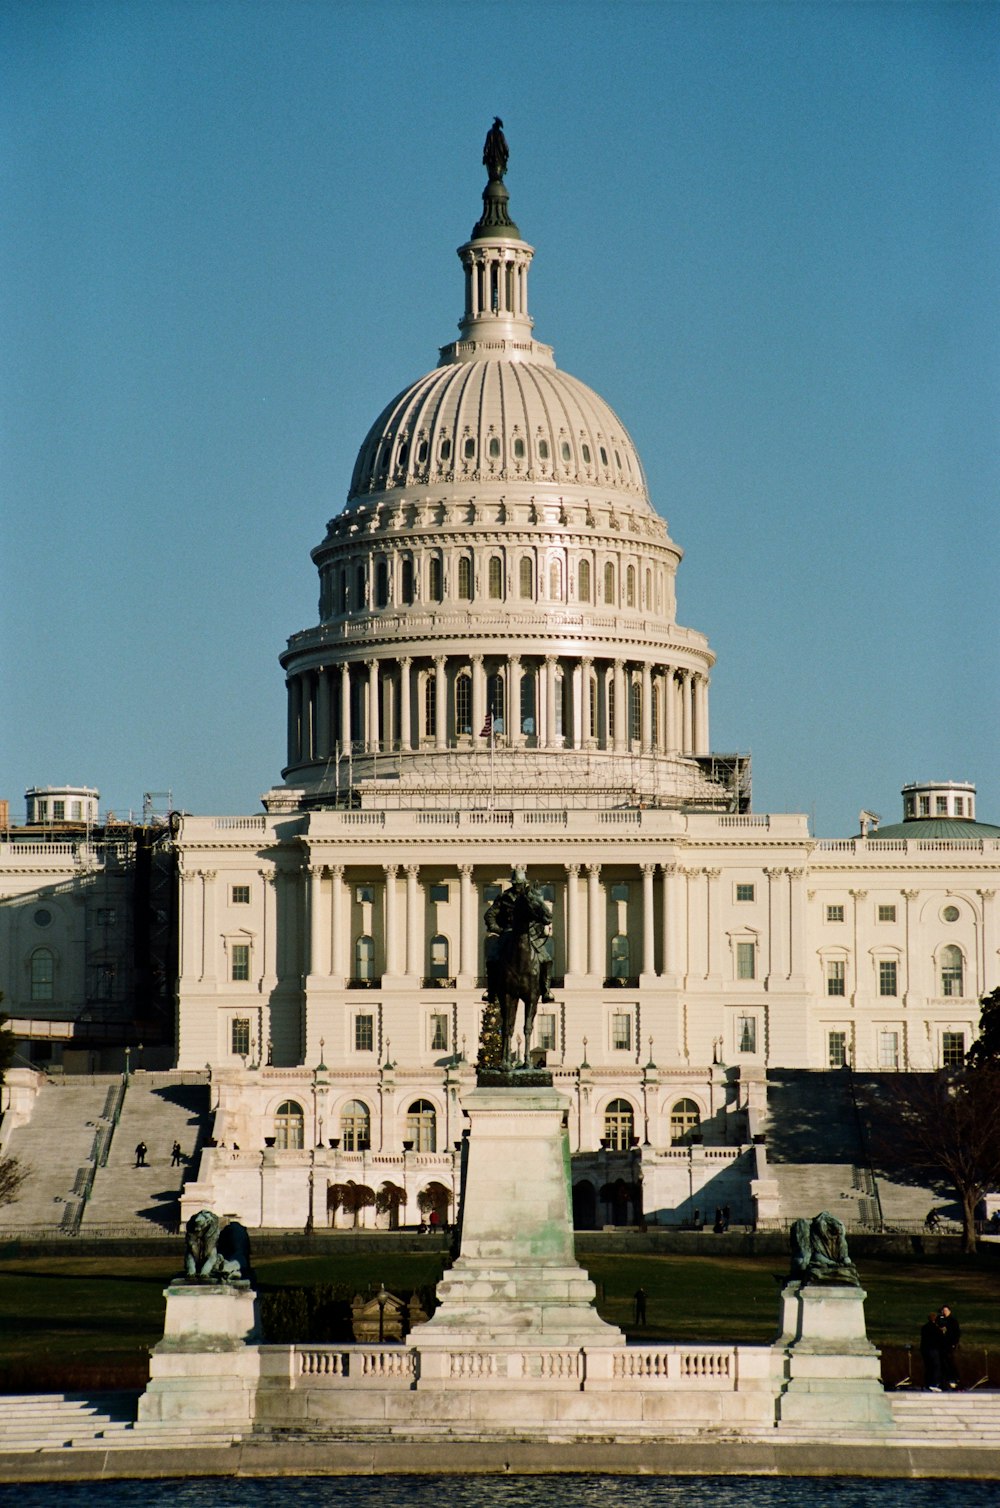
[483,117,509,182]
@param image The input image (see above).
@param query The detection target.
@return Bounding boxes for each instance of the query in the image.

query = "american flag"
[480,708,494,738]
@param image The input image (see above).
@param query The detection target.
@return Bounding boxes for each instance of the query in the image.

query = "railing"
[614,1347,734,1385]
[296,1346,416,1383]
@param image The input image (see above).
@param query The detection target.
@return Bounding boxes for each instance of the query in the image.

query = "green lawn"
[1,1248,997,1393]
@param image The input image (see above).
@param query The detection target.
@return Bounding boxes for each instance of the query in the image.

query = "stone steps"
[889,1391,1000,1443]
[81,1072,209,1230]
[0,1392,243,1453]
[0,1079,118,1229]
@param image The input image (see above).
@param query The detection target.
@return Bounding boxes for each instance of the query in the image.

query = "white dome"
[347,358,650,507]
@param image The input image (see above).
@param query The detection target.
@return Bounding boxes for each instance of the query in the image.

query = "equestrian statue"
[482,867,555,1071]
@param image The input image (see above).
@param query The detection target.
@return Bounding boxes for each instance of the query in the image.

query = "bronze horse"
[492,886,549,1068]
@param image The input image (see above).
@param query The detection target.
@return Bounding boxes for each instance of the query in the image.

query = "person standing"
[171,1141,182,1167]
[134,1141,147,1167]
[633,1286,647,1325]
[938,1303,961,1389]
[919,1311,943,1391]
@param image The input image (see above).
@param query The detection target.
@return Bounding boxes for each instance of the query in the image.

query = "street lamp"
[376,1282,389,1344]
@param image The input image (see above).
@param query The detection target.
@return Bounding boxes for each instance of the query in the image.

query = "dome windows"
[417,439,429,465]
[581,443,591,465]
[440,437,452,461]
[513,437,525,460]
[604,562,616,603]
[600,446,608,466]
[401,557,414,605]
[488,556,503,599]
[463,438,476,460]
[627,565,636,607]
[428,555,443,603]
[457,556,473,601]
[578,559,591,602]
[538,439,550,461]
[519,557,534,599]
[560,441,571,463]
[488,437,501,460]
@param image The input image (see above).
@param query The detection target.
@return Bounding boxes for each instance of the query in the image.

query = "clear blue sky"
[3,1,997,835]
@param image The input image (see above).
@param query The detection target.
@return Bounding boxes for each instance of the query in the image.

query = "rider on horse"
[482,867,555,1006]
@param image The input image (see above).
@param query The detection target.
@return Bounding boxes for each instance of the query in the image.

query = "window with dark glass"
[457,557,473,600]
[232,1018,250,1056]
[355,1014,374,1052]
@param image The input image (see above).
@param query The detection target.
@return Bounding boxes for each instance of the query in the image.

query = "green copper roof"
[866,817,1000,841]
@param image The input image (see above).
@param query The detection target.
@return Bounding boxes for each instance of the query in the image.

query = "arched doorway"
[572,1180,598,1230]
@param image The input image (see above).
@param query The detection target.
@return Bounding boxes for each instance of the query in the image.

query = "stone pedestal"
[138,1281,262,1427]
[418,1083,623,1351]
[773,1281,893,1430]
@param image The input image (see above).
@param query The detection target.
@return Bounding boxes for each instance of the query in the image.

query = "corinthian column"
[434,657,447,750]
[613,660,626,752]
[641,862,656,979]
[587,864,603,978]
[316,669,331,761]
[339,664,352,751]
[641,664,653,752]
[366,659,379,752]
[458,864,476,981]
[545,654,558,748]
[471,656,485,746]
[384,864,400,976]
[508,655,523,746]
[308,865,327,977]
[399,657,412,750]
[405,864,422,977]
[580,657,594,747]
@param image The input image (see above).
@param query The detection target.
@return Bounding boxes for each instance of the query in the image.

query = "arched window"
[549,559,562,601]
[630,681,641,742]
[519,556,534,599]
[424,675,436,737]
[488,556,503,599]
[457,556,473,600]
[428,555,443,603]
[275,1100,304,1151]
[355,563,367,608]
[513,437,525,459]
[589,674,598,739]
[670,1098,701,1146]
[626,564,636,607]
[603,1098,634,1151]
[645,568,652,607]
[488,436,500,459]
[611,933,630,980]
[429,933,450,981]
[401,557,414,605]
[339,568,348,614]
[355,934,375,982]
[375,560,388,608]
[440,436,452,461]
[488,672,505,732]
[578,559,591,602]
[651,681,659,746]
[455,672,471,734]
[341,1099,371,1151]
[520,669,537,735]
[604,562,615,604]
[941,944,964,997]
[407,1099,437,1153]
[30,948,54,1002]
[538,438,550,461]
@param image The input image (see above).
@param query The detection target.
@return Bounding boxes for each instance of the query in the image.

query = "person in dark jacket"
[938,1303,961,1389]
[919,1311,943,1391]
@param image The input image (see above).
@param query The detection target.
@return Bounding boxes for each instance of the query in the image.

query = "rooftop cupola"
[448,118,537,357]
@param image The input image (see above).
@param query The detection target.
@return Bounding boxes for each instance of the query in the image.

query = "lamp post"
[376,1282,389,1344]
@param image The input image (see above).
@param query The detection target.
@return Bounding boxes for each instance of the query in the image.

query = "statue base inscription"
[417,1083,623,1353]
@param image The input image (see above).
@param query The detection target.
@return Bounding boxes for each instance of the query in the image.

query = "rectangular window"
[955,797,965,816]
[879,1031,899,1069]
[936,797,948,815]
[536,1012,556,1051]
[826,960,846,996]
[919,796,930,816]
[231,943,250,982]
[71,801,82,820]
[877,904,896,923]
[737,1015,757,1053]
[429,883,450,903]
[826,904,845,923]
[232,885,251,905]
[355,1013,374,1052]
[231,1018,250,1056]
[355,885,374,904]
[942,1031,965,1067]
[53,801,65,820]
[878,960,898,997]
[828,1031,847,1068]
[429,1013,449,1051]
[736,941,756,980]
[611,882,629,903]
[736,883,755,902]
[611,1012,632,1051]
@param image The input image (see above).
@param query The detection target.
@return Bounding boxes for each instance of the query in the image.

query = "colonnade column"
[580,658,594,747]
[705,868,722,984]
[434,658,447,751]
[660,862,680,982]
[665,671,678,753]
[336,665,349,752]
[788,868,806,987]
[399,657,412,750]
[315,670,331,760]
[508,656,522,746]
[765,867,787,989]
[641,863,656,979]
[471,655,485,747]
[260,870,277,994]
[587,864,603,978]
[178,871,197,985]
[564,863,582,977]
[200,871,217,983]
[641,664,653,753]
[850,890,869,1008]
[384,864,399,976]
[681,671,693,753]
[287,677,302,766]
[695,674,710,755]
[545,654,558,749]
[405,864,422,977]
[458,864,476,980]
[308,865,327,977]
[613,660,626,752]
[366,660,379,752]
[329,864,345,981]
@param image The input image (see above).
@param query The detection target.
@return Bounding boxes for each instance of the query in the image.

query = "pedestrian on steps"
[919,1311,943,1391]
[938,1303,961,1390]
[135,1141,148,1167]
[171,1141,182,1166]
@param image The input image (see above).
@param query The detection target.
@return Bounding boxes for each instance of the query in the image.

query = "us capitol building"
[4,132,998,1230]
